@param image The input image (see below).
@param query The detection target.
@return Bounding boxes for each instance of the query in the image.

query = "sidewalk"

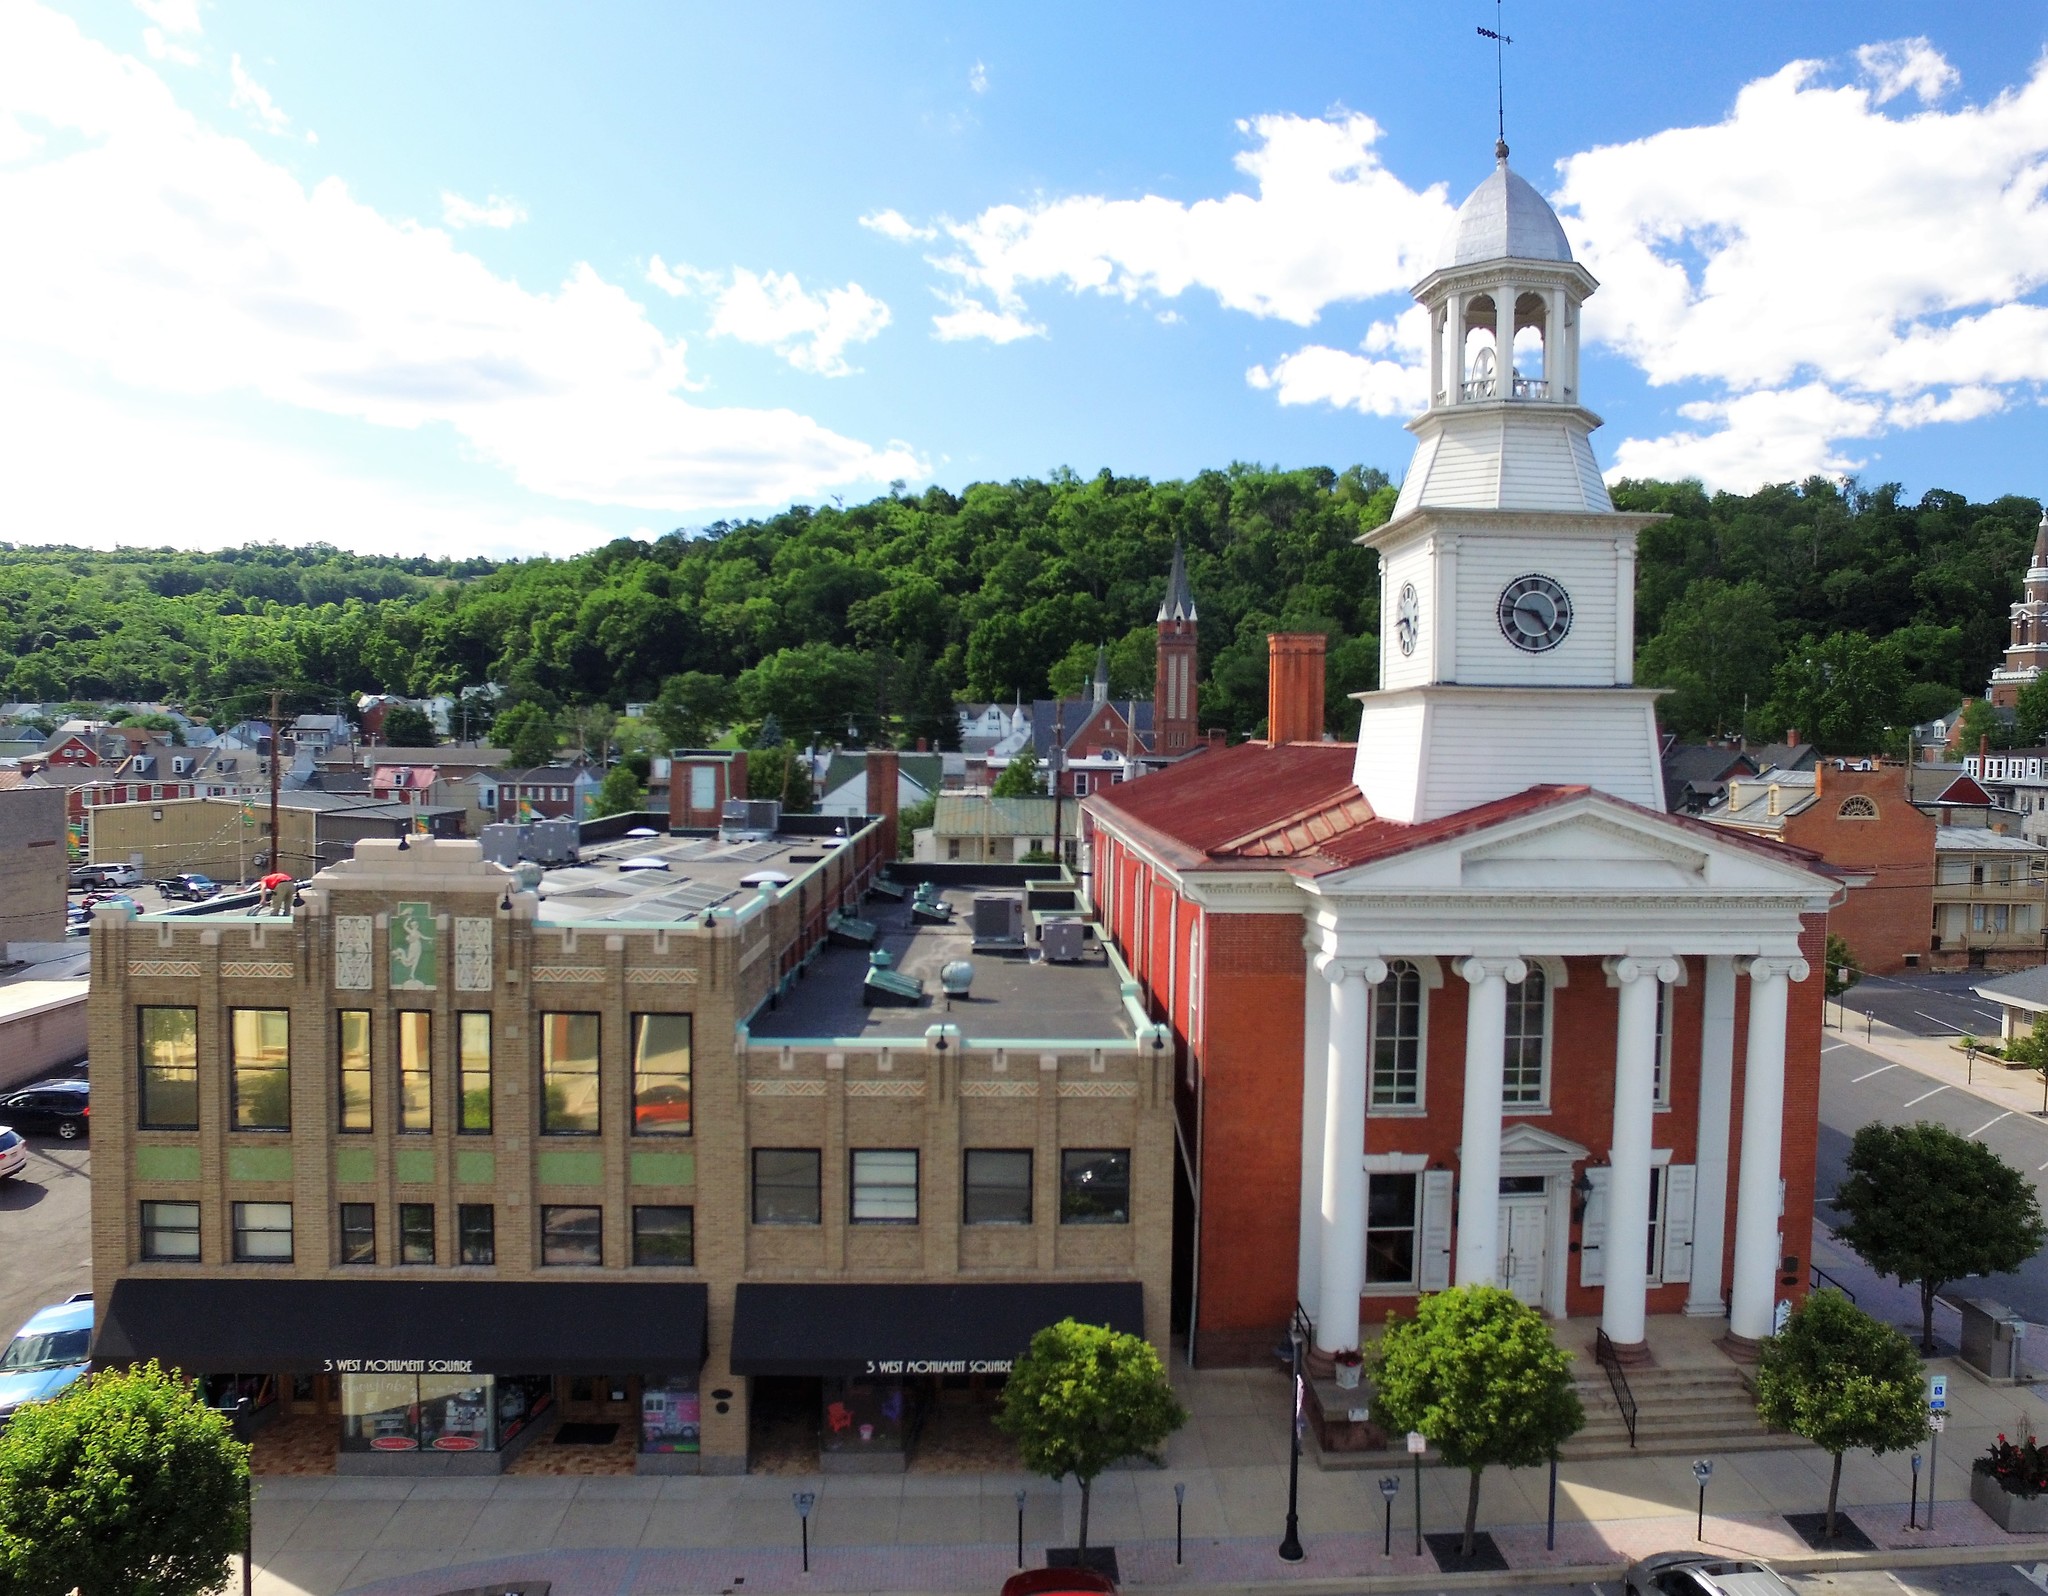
[1829,1008,2048,1124]
[247,1300,2048,1596]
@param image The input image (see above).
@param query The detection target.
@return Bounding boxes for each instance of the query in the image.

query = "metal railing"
[1810,1263,1857,1303]
[1457,376,1553,402]
[1594,1328,1638,1448]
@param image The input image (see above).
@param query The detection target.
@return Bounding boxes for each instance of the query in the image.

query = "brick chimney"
[866,749,901,856]
[1266,633,1327,745]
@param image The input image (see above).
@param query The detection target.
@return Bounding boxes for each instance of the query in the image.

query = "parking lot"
[0,1072,92,1339]
[1834,967,2007,1038]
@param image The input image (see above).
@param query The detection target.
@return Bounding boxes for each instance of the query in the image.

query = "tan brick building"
[88,821,1171,1475]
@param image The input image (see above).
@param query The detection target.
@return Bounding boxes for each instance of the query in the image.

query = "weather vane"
[1476,0,1512,159]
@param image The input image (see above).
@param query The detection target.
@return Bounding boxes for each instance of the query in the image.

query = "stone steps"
[1560,1363,1798,1460]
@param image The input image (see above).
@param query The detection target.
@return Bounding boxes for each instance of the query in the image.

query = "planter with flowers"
[1333,1349,1363,1390]
[1972,1434,2048,1531]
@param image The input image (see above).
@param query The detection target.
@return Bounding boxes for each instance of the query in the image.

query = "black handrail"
[1809,1263,1857,1303]
[1594,1328,1638,1449]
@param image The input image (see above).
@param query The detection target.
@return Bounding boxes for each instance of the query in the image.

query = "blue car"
[0,1294,93,1427]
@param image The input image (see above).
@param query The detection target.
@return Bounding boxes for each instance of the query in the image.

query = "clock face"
[1395,582,1420,657]
[1497,573,1573,653]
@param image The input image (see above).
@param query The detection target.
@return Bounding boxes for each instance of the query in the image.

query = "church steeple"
[1154,540,1199,754]
[1988,508,2048,709]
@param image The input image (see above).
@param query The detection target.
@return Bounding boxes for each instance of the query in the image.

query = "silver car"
[1625,1553,1795,1596]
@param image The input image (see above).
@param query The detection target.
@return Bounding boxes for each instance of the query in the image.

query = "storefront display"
[820,1375,913,1456]
[639,1375,700,1454]
[495,1375,553,1446]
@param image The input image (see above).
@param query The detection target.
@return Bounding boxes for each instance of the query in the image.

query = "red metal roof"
[1085,741,1360,868]
[1932,774,1994,807]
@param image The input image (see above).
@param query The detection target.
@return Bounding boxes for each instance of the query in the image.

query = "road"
[1837,969,2007,1040]
[0,1126,91,1338]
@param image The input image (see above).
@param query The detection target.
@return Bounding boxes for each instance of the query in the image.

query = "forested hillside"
[0,469,2037,752]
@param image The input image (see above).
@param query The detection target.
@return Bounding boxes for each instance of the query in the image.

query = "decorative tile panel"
[537,1150,603,1186]
[532,966,606,984]
[454,918,494,992]
[631,1151,695,1186]
[746,1079,827,1097]
[227,1146,293,1182]
[961,1081,1039,1098]
[626,967,700,985]
[333,917,373,990]
[395,1148,435,1185]
[128,960,201,979]
[1056,1081,1139,1098]
[334,1147,376,1185]
[844,1080,926,1098]
[221,961,294,979]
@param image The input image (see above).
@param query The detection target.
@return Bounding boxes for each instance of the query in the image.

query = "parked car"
[1001,1570,1117,1596]
[66,865,102,890]
[92,863,142,888]
[1625,1554,1794,1596]
[0,1126,25,1181]
[0,1295,93,1428]
[0,1080,88,1141]
[155,873,219,901]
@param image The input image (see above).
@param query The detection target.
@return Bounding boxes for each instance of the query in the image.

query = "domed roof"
[1441,149,1573,268]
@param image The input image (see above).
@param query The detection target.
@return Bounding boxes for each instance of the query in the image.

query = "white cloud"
[0,4,922,518]
[647,260,891,376]
[1247,305,1429,415]
[1608,385,1887,487]
[133,0,200,35]
[227,52,289,135]
[968,59,988,95]
[142,28,197,65]
[860,208,937,243]
[1856,37,1958,106]
[931,291,1042,344]
[441,190,527,230]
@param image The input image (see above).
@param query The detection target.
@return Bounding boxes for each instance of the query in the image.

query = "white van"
[96,863,143,888]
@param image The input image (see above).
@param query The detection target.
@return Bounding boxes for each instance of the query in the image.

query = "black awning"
[730,1280,1144,1377]
[93,1278,707,1376]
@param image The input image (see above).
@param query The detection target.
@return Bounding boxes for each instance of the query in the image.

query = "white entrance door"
[1497,1198,1548,1306]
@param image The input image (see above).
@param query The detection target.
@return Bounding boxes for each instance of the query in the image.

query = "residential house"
[1932,828,2048,969]
[494,765,600,822]
[814,751,943,819]
[911,793,1079,867]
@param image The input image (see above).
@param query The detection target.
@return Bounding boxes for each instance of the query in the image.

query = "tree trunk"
[1078,1478,1091,1553]
[1463,1466,1483,1558]
[1921,1279,1940,1355]
[1825,1451,1843,1540]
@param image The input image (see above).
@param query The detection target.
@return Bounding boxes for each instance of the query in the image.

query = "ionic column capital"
[1458,955,1527,986]
[1607,954,1683,985]
[1739,955,1811,985]
[1317,953,1389,987]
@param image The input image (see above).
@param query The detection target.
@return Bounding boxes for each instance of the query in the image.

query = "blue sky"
[5,2,2047,555]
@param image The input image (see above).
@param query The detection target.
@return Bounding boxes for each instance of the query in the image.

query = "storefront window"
[639,1375,700,1454]
[631,1013,691,1136]
[341,1372,424,1452]
[230,1009,291,1131]
[338,1011,372,1132]
[821,1376,908,1455]
[541,1013,601,1134]
[419,1374,493,1453]
[459,1012,492,1133]
[138,1006,199,1129]
[340,1373,505,1453]
[1059,1149,1130,1224]
[495,1375,553,1446]
[398,1012,432,1133]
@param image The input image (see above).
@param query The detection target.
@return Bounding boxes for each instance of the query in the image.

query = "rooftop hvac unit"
[720,798,781,841]
[1041,919,1086,963]
[971,894,1027,950]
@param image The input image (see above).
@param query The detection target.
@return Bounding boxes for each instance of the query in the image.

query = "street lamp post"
[1378,1476,1399,1556]
[1276,1326,1304,1563]
[1016,1489,1027,1569]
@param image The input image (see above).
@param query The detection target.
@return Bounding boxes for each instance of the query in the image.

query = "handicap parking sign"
[1929,1374,1947,1412]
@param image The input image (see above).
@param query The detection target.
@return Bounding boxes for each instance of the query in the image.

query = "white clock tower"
[1352,144,1667,822]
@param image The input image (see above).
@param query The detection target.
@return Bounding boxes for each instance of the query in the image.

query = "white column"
[1315,957,1386,1353]
[1456,956,1524,1285]
[1494,284,1516,396]
[1730,956,1809,1340]
[1449,293,1467,399]
[1603,957,1678,1348]
[1298,943,1331,1314]
[1428,305,1445,406]
[1686,956,1738,1317]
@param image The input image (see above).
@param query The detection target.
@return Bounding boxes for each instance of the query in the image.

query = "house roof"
[931,793,1075,837]
[1933,827,2045,853]
[498,765,597,785]
[1976,964,2048,1012]
[1931,774,1994,807]
[1030,698,1155,759]
[818,751,944,796]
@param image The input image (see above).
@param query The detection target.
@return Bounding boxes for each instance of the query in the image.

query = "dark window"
[458,1013,491,1133]
[851,1149,919,1224]
[541,1013,600,1134]
[338,1010,372,1132]
[338,1203,375,1265]
[140,1200,200,1261]
[540,1205,602,1266]
[752,1149,822,1225]
[230,1009,291,1131]
[397,1012,432,1133]
[231,1201,293,1263]
[631,1205,695,1266]
[1365,1174,1419,1285]
[631,1013,691,1136]
[1371,961,1423,1108]
[138,1006,199,1128]
[399,1203,435,1265]
[963,1149,1032,1225]
[1060,1149,1131,1224]
[458,1204,495,1265]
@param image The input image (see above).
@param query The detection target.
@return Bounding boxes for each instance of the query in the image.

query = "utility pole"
[268,687,282,878]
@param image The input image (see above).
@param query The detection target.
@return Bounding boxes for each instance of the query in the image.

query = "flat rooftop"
[535,829,859,925]
[748,886,1136,1044]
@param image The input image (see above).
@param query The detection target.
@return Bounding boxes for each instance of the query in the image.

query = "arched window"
[1837,795,1878,819]
[1502,966,1549,1107]
[1371,960,1424,1109]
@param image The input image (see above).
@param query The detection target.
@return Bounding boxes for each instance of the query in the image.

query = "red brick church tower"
[1989,510,2048,708]
[1153,540,1198,753]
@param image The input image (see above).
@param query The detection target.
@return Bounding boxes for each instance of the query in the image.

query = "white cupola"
[1347,143,1669,824]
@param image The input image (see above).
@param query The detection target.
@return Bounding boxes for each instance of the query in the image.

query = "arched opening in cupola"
[1461,294,1498,399]
[1512,292,1550,398]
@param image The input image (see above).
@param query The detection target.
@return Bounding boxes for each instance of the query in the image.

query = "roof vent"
[940,959,975,999]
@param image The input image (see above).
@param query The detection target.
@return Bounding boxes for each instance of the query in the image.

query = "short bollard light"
[1691,1459,1713,1541]
[1377,1475,1400,1557]
[1016,1489,1027,1569]
[793,1490,816,1573]
[1174,1481,1186,1565]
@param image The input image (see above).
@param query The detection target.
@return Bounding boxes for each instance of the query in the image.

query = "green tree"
[897,795,936,859]
[2014,677,2048,748]
[1637,577,1779,739]
[746,743,815,812]
[1956,697,2012,756]
[1371,1285,1583,1556]
[995,1318,1186,1553]
[1824,932,1862,1000]
[1754,1290,1927,1539]
[379,703,437,746]
[589,763,646,818]
[0,1360,250,1596]
[736,644,875,746]
[113,711,185,743]
[993,745,1045,797]
[492,700,559,767]
[1834,1120,2047,1353]
[1764,631,1907,754]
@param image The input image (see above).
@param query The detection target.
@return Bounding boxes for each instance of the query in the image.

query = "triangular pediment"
[1500,1123,1589,1162]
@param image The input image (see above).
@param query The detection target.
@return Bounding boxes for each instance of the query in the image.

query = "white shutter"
[1418,1170,1454,1292]
[1579,1167,1610,1288]
[1661,1164,1696,1285]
